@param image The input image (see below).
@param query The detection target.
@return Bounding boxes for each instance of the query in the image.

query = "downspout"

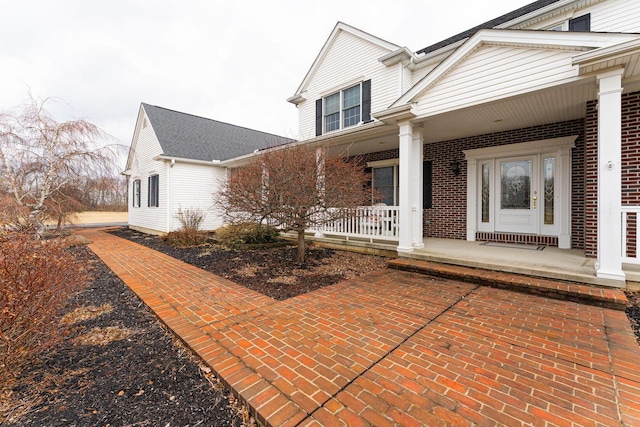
[166,159,174,232]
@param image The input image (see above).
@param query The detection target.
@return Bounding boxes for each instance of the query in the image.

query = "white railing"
[310,206,400,241]
[622,206,640,264]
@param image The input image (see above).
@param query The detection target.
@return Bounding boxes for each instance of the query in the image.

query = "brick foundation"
[475,232,558,246]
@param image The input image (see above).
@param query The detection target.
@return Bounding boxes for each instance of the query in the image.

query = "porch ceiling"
[418,81,595,144]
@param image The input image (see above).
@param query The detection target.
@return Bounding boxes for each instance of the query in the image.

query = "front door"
[496,156,537,234]
[465,136,576,248]
[477,153,559,237]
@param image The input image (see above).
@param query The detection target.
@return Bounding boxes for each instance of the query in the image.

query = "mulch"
[108,227,388,300]
[2,246,244,426]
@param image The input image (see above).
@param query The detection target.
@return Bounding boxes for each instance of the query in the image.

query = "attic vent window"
[143,118,148,128]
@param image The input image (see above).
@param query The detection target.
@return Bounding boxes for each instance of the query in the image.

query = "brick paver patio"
[80,229,640,426]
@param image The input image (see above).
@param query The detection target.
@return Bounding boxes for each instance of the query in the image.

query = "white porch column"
[397,121,414,253]
[596,68,625,282]
[411,126,424,249]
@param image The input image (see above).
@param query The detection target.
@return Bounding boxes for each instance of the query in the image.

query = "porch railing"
[622,206,640,264]
[309,206,400,241]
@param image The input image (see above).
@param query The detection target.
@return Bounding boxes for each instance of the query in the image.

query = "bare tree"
[0,96,121,238]
[216,143,371,262]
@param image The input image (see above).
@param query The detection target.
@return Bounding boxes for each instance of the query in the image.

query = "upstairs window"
[132,179,141,208]
[547,13,590,32]
[569,14,590,32]
[148,174,159,207]
[323,84,361,133]
[316,80,371,136]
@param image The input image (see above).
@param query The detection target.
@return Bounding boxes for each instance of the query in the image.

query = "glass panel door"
[495,156,537,234]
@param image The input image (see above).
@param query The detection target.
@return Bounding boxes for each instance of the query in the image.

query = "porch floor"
[308,234,640,289]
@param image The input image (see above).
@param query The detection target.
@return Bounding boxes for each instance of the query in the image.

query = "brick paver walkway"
[80,229,640,427]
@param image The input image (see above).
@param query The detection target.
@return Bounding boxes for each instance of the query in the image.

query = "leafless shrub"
[162,208,208,247]
[0,231,89,380]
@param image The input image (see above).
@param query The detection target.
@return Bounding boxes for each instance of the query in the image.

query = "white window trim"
[368,159,400,206]
[132,178,141,208]
[367,158,400,168]
[323,82,364,134]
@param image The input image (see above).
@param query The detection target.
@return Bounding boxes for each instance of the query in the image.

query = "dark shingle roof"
[142,103,293,162]
[416,0,562,55]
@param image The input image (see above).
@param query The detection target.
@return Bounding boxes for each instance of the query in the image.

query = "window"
[369,160,431,208]
[148,175,159,207]
[132,179,141,208]
[323,84,360,133]
[373,166,396,205]
[569,14,590,32]
[316,80,371,136]
[545,13,590,32]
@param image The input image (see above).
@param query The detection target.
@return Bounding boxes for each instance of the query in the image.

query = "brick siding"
[353,91,640,257]
[585,91,640,257]
[423,120,585,247]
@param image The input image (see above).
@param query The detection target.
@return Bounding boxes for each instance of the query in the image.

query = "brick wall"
[423,120,586,247]
[354,121,587,248]
[586,91,640,258]
[585,100,598,257]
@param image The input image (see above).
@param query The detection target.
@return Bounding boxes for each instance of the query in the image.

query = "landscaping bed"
[1,246,244,426]
[109,227,388,300]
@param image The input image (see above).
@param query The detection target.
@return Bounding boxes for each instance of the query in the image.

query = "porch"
[306,232,640,290]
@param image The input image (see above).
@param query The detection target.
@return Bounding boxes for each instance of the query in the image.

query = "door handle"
[533,193,537,209]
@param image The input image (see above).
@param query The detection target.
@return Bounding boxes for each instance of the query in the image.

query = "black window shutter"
[423,161,432,209]
[147,176,151,207]
[362,79,372,123]
[315,99,323,136]
[569,14,590,32]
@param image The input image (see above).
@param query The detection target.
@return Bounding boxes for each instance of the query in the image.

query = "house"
[123,103,291,234]
[286,0,640,286]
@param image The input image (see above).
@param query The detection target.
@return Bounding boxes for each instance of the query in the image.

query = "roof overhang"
[153,155,223,166]
[391,29,640,108]
[573,37,640,76]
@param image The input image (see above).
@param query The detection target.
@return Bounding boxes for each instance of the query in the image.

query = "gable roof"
[390,29,639,109]
[287,22,401,104]
[142,103,292,162]
[416,0,562,55]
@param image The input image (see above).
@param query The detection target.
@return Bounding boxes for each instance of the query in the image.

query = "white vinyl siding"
[590,0,640,33]
[297,30,400,138]
[169,162,227,232]
[126,110,169,233]
[413,45,578,118]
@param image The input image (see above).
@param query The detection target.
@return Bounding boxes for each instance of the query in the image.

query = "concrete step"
[388,258,629,311]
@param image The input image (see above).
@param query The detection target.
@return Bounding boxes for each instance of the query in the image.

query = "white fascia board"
[154,155,223,167]
[573,37,640,67]
[379,47,414,66]
[125,104,147,172]
[392,30,639,108]
[288,22,400,103]
[493,0,597,29]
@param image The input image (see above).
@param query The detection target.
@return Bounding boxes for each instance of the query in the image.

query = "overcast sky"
[1,0,534,154]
